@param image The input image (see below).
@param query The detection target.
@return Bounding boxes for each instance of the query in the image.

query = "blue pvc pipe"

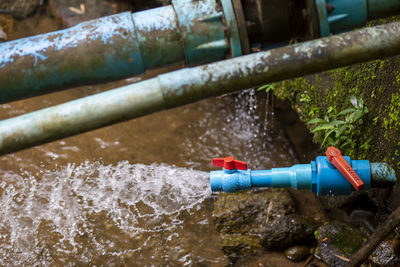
[210,157,396,196]
[316,0,400,36]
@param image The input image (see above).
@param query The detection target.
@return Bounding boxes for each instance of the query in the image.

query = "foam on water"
[0,161,214,265]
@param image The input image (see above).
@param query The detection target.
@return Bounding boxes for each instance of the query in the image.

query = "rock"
[49,0,133,27]
[0,0,41,18]
[0,14,15,40]
[260,214,316,249]
[219,234,264,262]
[284,246,310,262]
[235,251,315,267]
[0,14,15,42]
[213,189,295,235]
[213,189,318,261]
[315,221,366,266]
[320,189,389,224]
[350,209,376,234]
[0,26,6,41]
[369,240,400,266]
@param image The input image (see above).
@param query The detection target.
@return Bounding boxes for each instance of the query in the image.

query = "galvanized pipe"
[0,0,236,103]
[1,21,400,155]
[2,0,400,104]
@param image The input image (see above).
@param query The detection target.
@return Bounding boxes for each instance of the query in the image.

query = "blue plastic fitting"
[210,157,396,196]
[316,0,400,36]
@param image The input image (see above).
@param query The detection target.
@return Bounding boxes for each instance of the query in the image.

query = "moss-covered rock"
[213,189,318,261]
[315,221,366,266]
[219,234,264,262]
[213,189,295,235]
[260,214,316,249]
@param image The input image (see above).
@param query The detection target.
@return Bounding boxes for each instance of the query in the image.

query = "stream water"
[0,10,299,266]
[0,86,298,265]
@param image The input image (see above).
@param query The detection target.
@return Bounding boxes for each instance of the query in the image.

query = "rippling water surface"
[0,162,218,265]
[0,84,297,265]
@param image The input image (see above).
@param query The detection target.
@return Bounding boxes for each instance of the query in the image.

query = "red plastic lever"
[326,146,365,191]
[212,156,247,170]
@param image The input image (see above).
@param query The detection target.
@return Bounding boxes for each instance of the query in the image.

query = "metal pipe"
[0,0,236,103]
[2,0,400,103]
[1,21,400,155]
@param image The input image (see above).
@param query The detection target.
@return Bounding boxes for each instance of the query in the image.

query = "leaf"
[358,98,364,107]
[307,118,326,124]
[322,129,335,146]
[311,124,335,133]
[342,141,351,148]
[332,138,340,146]
[350,96,358,107]
[336,125,348,137]
[352,110,364,122]
[337,108,355,116]
[257,84,275,92]
[330,120,346,126]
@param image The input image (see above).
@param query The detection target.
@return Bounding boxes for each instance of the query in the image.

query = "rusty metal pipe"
[0,0,237,103]
[3,0,400,104]
[0,22,400,155]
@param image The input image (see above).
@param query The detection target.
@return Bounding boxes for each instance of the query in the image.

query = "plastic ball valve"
[210,147,396,196]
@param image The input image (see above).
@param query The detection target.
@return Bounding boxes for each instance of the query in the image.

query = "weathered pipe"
[0,0,237,103]
[2,0,400,103]
[0,22,400,155]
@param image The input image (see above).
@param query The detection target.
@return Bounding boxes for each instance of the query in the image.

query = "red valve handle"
[326,146,365,191]
[212,156,247,170]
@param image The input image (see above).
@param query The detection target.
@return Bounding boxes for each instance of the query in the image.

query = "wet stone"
[49,0,133,27]
[213,189,318,261]
[0,0,41,18]
[369,240,400,266]
[0,14,15,41]
[284,245,310,262]
[315,221,366,266]
[213,189,295,235]
[220,234,264,261]
[260,214,316,249]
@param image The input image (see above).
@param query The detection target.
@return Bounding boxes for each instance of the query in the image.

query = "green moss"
[273,38,400,172]
[386,93,400,129]
[330,230,364,255]
[220,234,264,259]
[314,230,318,239]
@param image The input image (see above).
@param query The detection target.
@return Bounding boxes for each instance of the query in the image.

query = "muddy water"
[0,85,298,265]
[0,12,298,266]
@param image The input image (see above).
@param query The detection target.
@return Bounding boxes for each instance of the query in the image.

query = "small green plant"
[307,96,369,149]
[314,230,319,239]
[257,83,276,93]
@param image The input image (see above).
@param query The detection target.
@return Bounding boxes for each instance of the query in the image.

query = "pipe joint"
[210,154,396,196]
